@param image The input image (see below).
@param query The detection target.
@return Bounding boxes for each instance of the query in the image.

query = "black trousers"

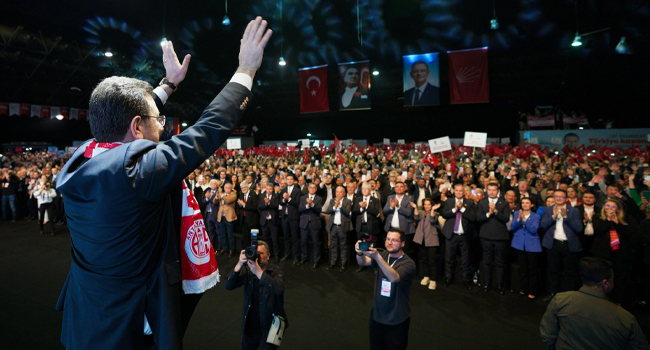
[242,326,278,350]
[445,234,472,282]
[300,224,321,263]
[260,221,280,258]
[329,225,348,266]
[38,203,54,233]
[516,250,540,296]
[546,240,579,295]
[419,244,438,280]
[281,217,300,257]
[480,238,509,287]
[369,315,410,350]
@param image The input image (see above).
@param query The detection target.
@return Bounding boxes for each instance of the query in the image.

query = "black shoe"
[483,286,490,293]
[312,263,318,269]
[463,281,473,290]
[543,293,556,303]
[340,266,346,272]
[280,255,289,262]
[443,279,453,287]
[355,266,365,273]
[292,257,299,265]
[326,264,335,270]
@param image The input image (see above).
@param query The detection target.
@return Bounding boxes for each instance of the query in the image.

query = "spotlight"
[160,37,167,46]
[55,115,64,120]
[615,36,631,54]
[307,133,312,137]
[222,15,230,26]
[490,18,499,30]
[372,70,379,76]
[104,49,114,57]
[571,35,582,47]
[578,127,584,130]
[278,57,286,66]
[181,122,188,127]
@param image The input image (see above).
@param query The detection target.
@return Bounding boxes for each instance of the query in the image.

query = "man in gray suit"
[323,186,353,271]
[476,183,512,295]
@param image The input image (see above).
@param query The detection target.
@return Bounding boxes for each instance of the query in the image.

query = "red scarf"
[84,140,219,293]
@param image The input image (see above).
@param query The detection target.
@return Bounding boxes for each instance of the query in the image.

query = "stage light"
[490,19,499,30]
[55,115,64,120]
[307,133,312,137]
[571,35,582,47]
[578,127,584,129]
[104,49,113,57]
[372,70,379,76]
[160,37,167,46]
[182,122,188,127]
[615,36,631,54]
[222,15,230,26]
[278,57,286,66]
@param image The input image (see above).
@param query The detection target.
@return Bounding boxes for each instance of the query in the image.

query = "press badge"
[381,278,392,297]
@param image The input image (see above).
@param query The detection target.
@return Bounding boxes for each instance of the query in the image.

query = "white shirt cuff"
[230,73,253,91]
[153,87,169,105]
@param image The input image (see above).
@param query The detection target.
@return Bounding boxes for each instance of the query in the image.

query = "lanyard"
[387,254,404,268]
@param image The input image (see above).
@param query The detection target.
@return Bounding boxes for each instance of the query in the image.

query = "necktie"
[414,89,421,104]
[243,194,247,216]
[453,200,462,232]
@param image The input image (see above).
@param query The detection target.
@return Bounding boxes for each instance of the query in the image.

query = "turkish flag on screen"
[448,48,489,104]
[299,65,329,114]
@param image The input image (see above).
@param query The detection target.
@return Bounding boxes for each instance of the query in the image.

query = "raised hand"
[237,17,273,80]
[161,40,191,85]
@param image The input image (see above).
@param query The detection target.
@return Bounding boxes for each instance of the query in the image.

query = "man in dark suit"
[54,18,272,350]
[410,177,432,209]
[540,189,584,302]
[403,61,440,106]
[442,183,476,290]
[353,182,382,240]
[383,182,415,254]
[204,179,221,252]
[323,186,353,271]
[339,66,370,110]
[476,183,512,294]
[280,174,302,263]
[503,177,544,210]
[258,182,281,258]
[237,182,260,249]
[299,183,323,268]
[574,191,599,256]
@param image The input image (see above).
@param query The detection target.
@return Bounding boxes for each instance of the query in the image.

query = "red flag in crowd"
[450,156,457,174]
[304,148,309,164]
[299,65,330,114]
[336,149,345,166]
[422,152,439,168]
[448,48,490,104]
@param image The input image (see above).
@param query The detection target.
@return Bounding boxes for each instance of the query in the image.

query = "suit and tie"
[258,191,281,257]
[353,195,381,238]
[441,197,476,283]
[204,187,220,250]
[299,194,323,265]
[238,190,260,248]
[280,185,302,259]
[323,197,353,267]
[476,197,512,289]
[404,82,440,106]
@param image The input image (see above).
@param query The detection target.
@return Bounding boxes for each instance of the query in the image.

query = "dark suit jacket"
[258,192,280,226]
[317,184,335,204]
[279,186,301,220]
[441,197,476,240]
[540,205,584,252]
[55,82,251,350]
[410,186,432,207]
[299,195,323,229]
[476,198,511,240]
[323,198,353,232]
[404,82,440,106]
[591,215,635,261]
[339,85,370,110]
[203,188,220,220]
[353,195,381,235]
[238,191,260,227]
[383,194,415,234]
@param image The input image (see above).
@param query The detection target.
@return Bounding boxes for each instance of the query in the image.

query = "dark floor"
[1,219,648,350]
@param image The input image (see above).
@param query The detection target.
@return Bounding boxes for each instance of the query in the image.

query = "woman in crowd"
[566,186,583,207]
[591,198,636,309]
[510,197,542,300]
[411,198,441,290]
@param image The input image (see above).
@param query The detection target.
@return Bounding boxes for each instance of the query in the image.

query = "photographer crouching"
[355,228,416,350]
[225,235,288,350]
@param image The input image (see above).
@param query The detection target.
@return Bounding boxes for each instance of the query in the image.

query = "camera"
[358,232,375,251]
[244,229,260,261]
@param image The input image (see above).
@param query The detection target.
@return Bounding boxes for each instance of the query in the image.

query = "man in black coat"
[279,174,302,263]
[258,182,281,258]
[299,183,323,268]
[238,182,260,249]
[476,183,512,294]
[441,183,476,290]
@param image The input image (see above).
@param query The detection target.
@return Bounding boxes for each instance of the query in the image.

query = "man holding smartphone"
[355,228,416,350]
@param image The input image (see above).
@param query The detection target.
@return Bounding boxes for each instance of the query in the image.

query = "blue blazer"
[540,205,584,252]
[511,210,542,252]
[383,194,415,234]
[55,82,252,350]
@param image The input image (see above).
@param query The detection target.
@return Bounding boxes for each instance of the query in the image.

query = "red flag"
[422,152,439,168]
[336,150,345,166]
[448,48,489,104]
[304,149,309,164]
[299,65,329,113]
[450,156,457,174]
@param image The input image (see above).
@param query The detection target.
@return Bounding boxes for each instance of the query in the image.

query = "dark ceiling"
[1,0,649,145]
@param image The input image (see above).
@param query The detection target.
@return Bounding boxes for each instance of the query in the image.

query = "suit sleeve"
[539,299,559,350]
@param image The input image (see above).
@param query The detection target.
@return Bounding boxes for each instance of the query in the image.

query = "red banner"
[527,115,555,127]
[78,109,87,120]
[232,125,247,136]
[40,106,51,118]
[448,48,489,104]
[0,103,7,116]
[563,114,588,125]
[299,65,330,114]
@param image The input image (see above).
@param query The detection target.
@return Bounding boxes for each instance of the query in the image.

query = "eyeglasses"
[604,204,618,209]
[142,115,166,126]
[385,238,402,243]
[553,195,566,199]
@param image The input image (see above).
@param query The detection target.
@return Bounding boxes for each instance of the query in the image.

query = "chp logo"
[184,219,212,265]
